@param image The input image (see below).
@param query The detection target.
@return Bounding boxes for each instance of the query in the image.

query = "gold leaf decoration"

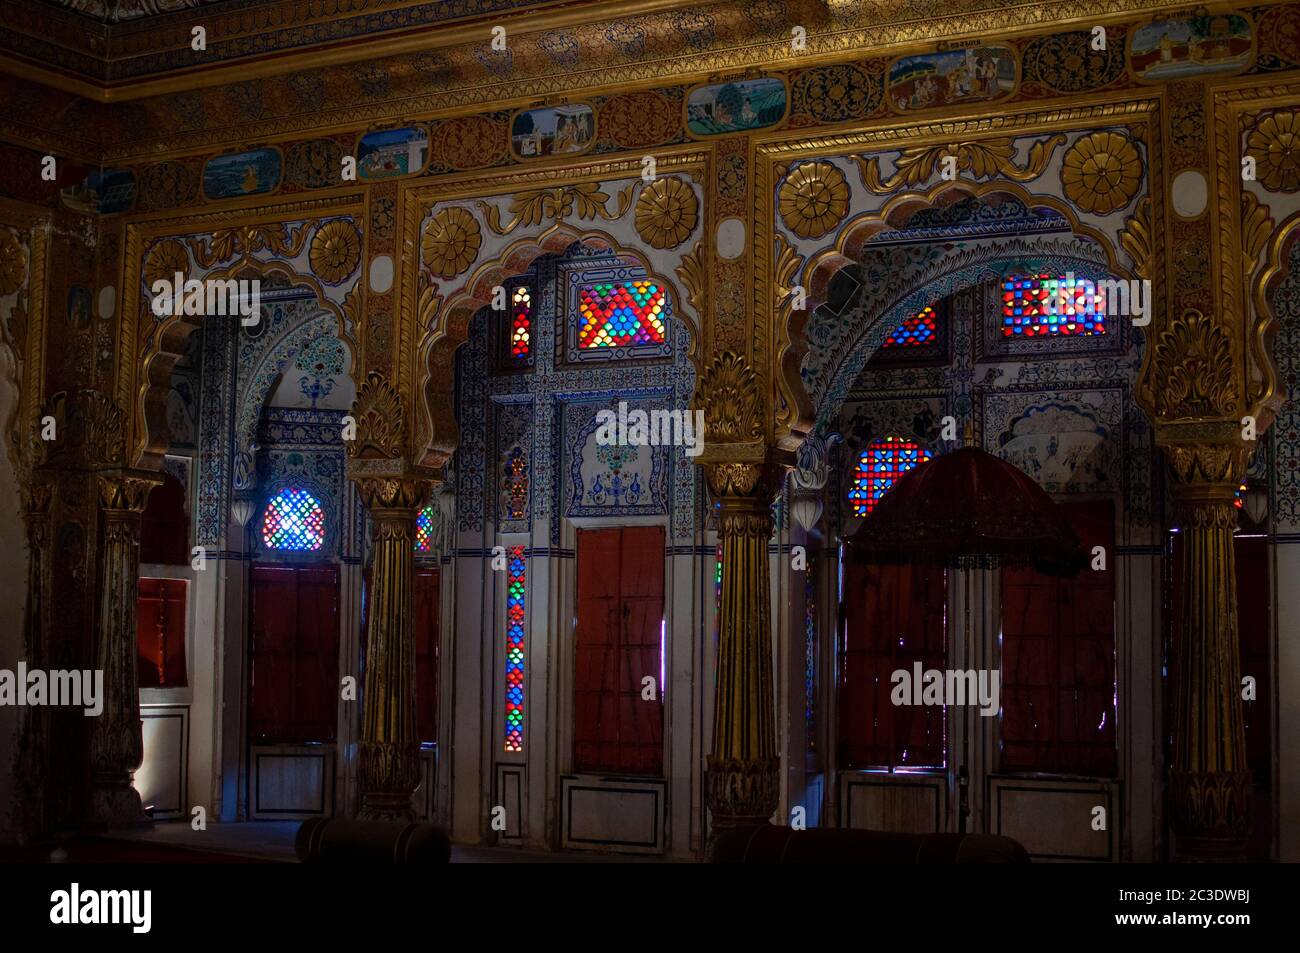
[0,229,26,296]
[779,161,849,239]
[421,206,482,280]
[81,390,126,468]
[309,219,361,284]
[772,232,802,305]
[1241,191,1275,278]
[1246,110,1300,192]
[1061,130,1142,215]
[347,370,405,459]
[674,241,706,315]
[854,135,1065,194]
[475,182,634,236]
[1120,196,1153,280]
[1151,309,1237,419]
[696,352,764,444]
[144,238,189,291]
[190,223,309,269]
[635,176,698,249]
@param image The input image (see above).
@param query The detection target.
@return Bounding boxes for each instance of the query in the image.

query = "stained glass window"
[1001,274,1108,337]
[414,505,436,553]
[503,446,528,521]
[848,437,933,517]
[261,487,326,552]
[882,306,937,348]
[510,286,531,363]
[504,545,526,753]
[804,558,817,753]
[578,280,666,349]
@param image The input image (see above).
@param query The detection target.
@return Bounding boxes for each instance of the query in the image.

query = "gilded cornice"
[3,0,1235,97]
[0,0,1262,163]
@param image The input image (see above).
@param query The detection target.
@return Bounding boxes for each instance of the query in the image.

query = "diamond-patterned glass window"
[261,487,326,552]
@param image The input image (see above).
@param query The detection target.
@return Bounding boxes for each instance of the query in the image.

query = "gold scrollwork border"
[1213,76,1300,428]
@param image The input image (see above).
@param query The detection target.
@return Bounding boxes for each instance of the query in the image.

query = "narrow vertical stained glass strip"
[261,487,326,551]
[504,544,526,752]
[1001,273,1108,337]
[510,286,531,362]
[882,305,937,347]
[413,505,435,553]
[847,437,933,517]
[804,556,817,753]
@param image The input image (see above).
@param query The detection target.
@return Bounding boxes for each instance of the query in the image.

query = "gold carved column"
[14,480,53,838]
[344,370,431,821]
[353,475,430,821]
[88,470,160,828]
[1165,441,1253,859]
[696,354,781,843]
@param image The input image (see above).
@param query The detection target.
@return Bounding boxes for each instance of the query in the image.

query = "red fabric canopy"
[845,446,1087,577]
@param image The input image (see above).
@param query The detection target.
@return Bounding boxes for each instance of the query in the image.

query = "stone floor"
[104,820,672,862]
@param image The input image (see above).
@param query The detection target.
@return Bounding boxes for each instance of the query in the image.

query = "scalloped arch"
[412,220,701,470]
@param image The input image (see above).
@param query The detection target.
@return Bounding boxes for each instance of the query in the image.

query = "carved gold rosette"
[779,161,849,239]
[634,175,698,249]
[309,219,362,283]
[421,206,482,279]
[1061,130,1141,215]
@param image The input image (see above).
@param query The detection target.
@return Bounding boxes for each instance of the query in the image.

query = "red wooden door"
[839,561,948,770]
[1000,499,1116,775]
[250,564,340,744]
[574,526,665,775]
[414,568,440,744]
[137,577,188,688]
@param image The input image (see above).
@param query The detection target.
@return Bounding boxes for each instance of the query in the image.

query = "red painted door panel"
[574,526,664,775]
[839,561,948,770]
[1000,499,1116,776]
[249,564,340,744]
[136,577,188,688]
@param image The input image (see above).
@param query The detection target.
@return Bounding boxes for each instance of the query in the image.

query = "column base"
[356,793,416,824]
[357,741,419,823]
[1169,769,1253,861]
[86,776,149,830]
[706,756,780,829]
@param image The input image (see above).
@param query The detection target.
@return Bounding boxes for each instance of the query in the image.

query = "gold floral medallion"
[422,206,483,279]
[779,161,849,239]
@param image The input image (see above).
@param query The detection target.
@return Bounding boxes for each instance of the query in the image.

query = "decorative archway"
[115,194,366,473]
[398,153,708,473]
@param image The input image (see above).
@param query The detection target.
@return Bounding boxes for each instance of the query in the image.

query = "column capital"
[349,469,436,512]
[96,468,163,513]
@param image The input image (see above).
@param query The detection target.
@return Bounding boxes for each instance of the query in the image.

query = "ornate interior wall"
[0,0,1298,859]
